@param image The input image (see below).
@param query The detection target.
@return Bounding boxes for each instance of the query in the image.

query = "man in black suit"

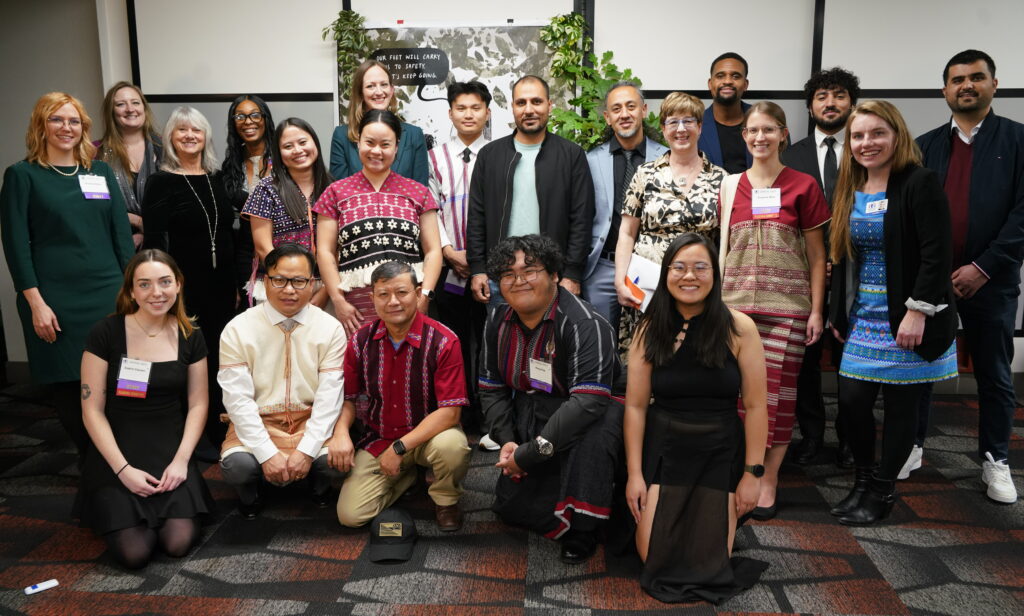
[781,67,861,468]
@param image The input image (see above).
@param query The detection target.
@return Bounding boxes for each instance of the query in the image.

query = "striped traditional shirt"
[345,311,468,456]
[427,135,488,250]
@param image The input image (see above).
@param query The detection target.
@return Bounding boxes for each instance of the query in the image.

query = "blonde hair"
[346,59,400,142]
[830,100,922,262]
[160,106,219,173]
[97,82,161,177]
[659,92,704,125]
[25,92,95,168]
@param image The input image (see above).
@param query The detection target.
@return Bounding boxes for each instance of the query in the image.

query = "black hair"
[271,117,333,225]
[370,261,419,286]
[803,67,861,107]
[710,52,749,77]
[637,233,736,369]
[447,81,492,107]
[223,95,275,203]
[943,49,996,83]
[486,234,564,281]
[359,109,403,142]
[512,75,550,99]
[265,243,315,275]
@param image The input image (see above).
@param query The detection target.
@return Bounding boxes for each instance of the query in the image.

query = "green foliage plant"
[540,13,662,150]
[322,10,374,120]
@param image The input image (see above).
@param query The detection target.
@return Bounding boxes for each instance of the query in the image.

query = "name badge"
[116,357,152,398]
[529,358,553,393]
[751,187,782,219]
[865,198,888,214]
[443,269,466,295]
[78,174,111,200]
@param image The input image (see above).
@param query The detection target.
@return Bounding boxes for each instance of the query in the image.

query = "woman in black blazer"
[828,100,958,526]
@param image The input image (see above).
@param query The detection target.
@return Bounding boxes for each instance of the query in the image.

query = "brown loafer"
[435,504,463,532]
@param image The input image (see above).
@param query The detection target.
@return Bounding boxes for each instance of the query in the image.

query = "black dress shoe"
[560,531,597,564]
[750,503,777,521]
[794,438,822,465]
[312,490,334,509]
[836,442,855,469]
[239,499,263,520]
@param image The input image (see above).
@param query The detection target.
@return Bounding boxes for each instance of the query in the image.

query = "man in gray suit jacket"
[583,82,668,331]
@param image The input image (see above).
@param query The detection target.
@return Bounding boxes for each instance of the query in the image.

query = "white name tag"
[528,358,553,393]
[116,357,152,398]
[443,269,466,295]
[865,199,888,214]
[78,174,110,200]
[751,187,782,219]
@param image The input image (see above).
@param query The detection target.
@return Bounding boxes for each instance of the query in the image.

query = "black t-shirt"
[717,122,747,173]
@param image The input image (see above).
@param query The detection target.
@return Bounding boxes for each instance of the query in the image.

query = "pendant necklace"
[182,173,219,268]
[133,313,163,338]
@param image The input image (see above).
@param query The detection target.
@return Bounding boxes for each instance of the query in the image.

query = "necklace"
[47,162,80,177]
[671,157,701,189]
[132,313,164,338]
[182,173,219,268]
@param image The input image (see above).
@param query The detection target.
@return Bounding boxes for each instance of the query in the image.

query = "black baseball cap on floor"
[368,506,418,562]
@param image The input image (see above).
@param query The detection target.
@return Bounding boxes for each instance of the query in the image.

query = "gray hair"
[370,261,419,286]
[602,80,644,110]
[161,106,219,173]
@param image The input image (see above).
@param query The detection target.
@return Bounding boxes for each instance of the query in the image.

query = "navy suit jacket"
[584,137,667,278]
[697,102,752,170]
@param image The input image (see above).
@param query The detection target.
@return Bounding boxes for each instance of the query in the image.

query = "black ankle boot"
[830,466,873,517]
[838,476,896,526]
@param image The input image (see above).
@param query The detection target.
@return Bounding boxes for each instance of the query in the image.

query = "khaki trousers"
[336,427,470,527]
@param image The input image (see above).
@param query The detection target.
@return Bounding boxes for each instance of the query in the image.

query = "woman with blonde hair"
[329,59,429,186]
[95,81,163,248]
[614,91,726,362]
[0,92,134,454]
[718,101,830,520]
[828,100,957,525]
[77,249,215,568]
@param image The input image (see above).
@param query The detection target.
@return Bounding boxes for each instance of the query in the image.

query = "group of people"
[1,46,1021,605]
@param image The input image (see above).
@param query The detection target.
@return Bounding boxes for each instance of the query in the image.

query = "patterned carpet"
[0,388,1021,615]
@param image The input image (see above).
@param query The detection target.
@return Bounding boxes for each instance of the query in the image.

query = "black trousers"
[838,376,925,479]
[433,268,486,432]
[795,323,847,446]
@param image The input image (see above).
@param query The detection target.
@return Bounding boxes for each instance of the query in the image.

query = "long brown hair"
[115,249,196,338]
[97,82,160,177]
[25,92,96,168]
[830,100,922,262]
[346,59,400,142]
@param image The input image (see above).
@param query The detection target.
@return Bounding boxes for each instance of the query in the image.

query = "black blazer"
[829,164,957,362]
[781,136,824,192]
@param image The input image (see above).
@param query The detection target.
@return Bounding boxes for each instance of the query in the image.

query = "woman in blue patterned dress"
[828,101,958,526]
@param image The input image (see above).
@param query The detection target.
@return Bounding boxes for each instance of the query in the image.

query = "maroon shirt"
[944,135,973,269]
[344,311,468,456]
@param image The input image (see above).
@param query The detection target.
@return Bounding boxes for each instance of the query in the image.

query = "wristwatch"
[744,463,765,478]
[392,439,407,456]
[421,288,435,300]
[534,435,554,457]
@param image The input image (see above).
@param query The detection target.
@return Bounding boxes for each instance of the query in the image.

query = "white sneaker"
[981,452,1018,504]
[478,433,501,451]
[897,445,923,480]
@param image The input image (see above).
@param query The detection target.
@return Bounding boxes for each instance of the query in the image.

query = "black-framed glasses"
[667,261,712,279]
[232,111,264,123]
[268,276,310,289]
[499,268,545,286]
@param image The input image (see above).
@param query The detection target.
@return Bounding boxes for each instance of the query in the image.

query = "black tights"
[103,518,199,569]
[51,381,88,457]
[838,376,925,480]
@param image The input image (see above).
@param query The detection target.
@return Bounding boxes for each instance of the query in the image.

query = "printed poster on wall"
[337,22,568,147]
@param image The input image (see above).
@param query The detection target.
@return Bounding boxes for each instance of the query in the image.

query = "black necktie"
[823,136,838,204]
[461,147,472,163]
[618,149,639,210]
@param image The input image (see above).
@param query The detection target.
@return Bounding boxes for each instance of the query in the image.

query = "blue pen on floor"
[24,579,58,595]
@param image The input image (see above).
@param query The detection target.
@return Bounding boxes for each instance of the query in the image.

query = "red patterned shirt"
[344,311,468,456]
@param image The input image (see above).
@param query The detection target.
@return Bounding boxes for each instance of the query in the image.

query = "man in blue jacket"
[916,49,1024,504]
[697,52,752,173]
[583,81,667,331]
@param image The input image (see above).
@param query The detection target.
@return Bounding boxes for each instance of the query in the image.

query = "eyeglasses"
[742,126,785,136]
[664,117,698,129]
[268,276,310,289]
[498,268,545,285]
[47,116,82,128]
[667,261,712,279]
[232,111,264,123]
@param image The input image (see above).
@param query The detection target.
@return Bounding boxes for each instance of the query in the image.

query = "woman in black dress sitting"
[77,249,214,569]
[623,232,769,603]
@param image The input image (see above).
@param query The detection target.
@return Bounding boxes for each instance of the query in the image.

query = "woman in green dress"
[0,92,134,455]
